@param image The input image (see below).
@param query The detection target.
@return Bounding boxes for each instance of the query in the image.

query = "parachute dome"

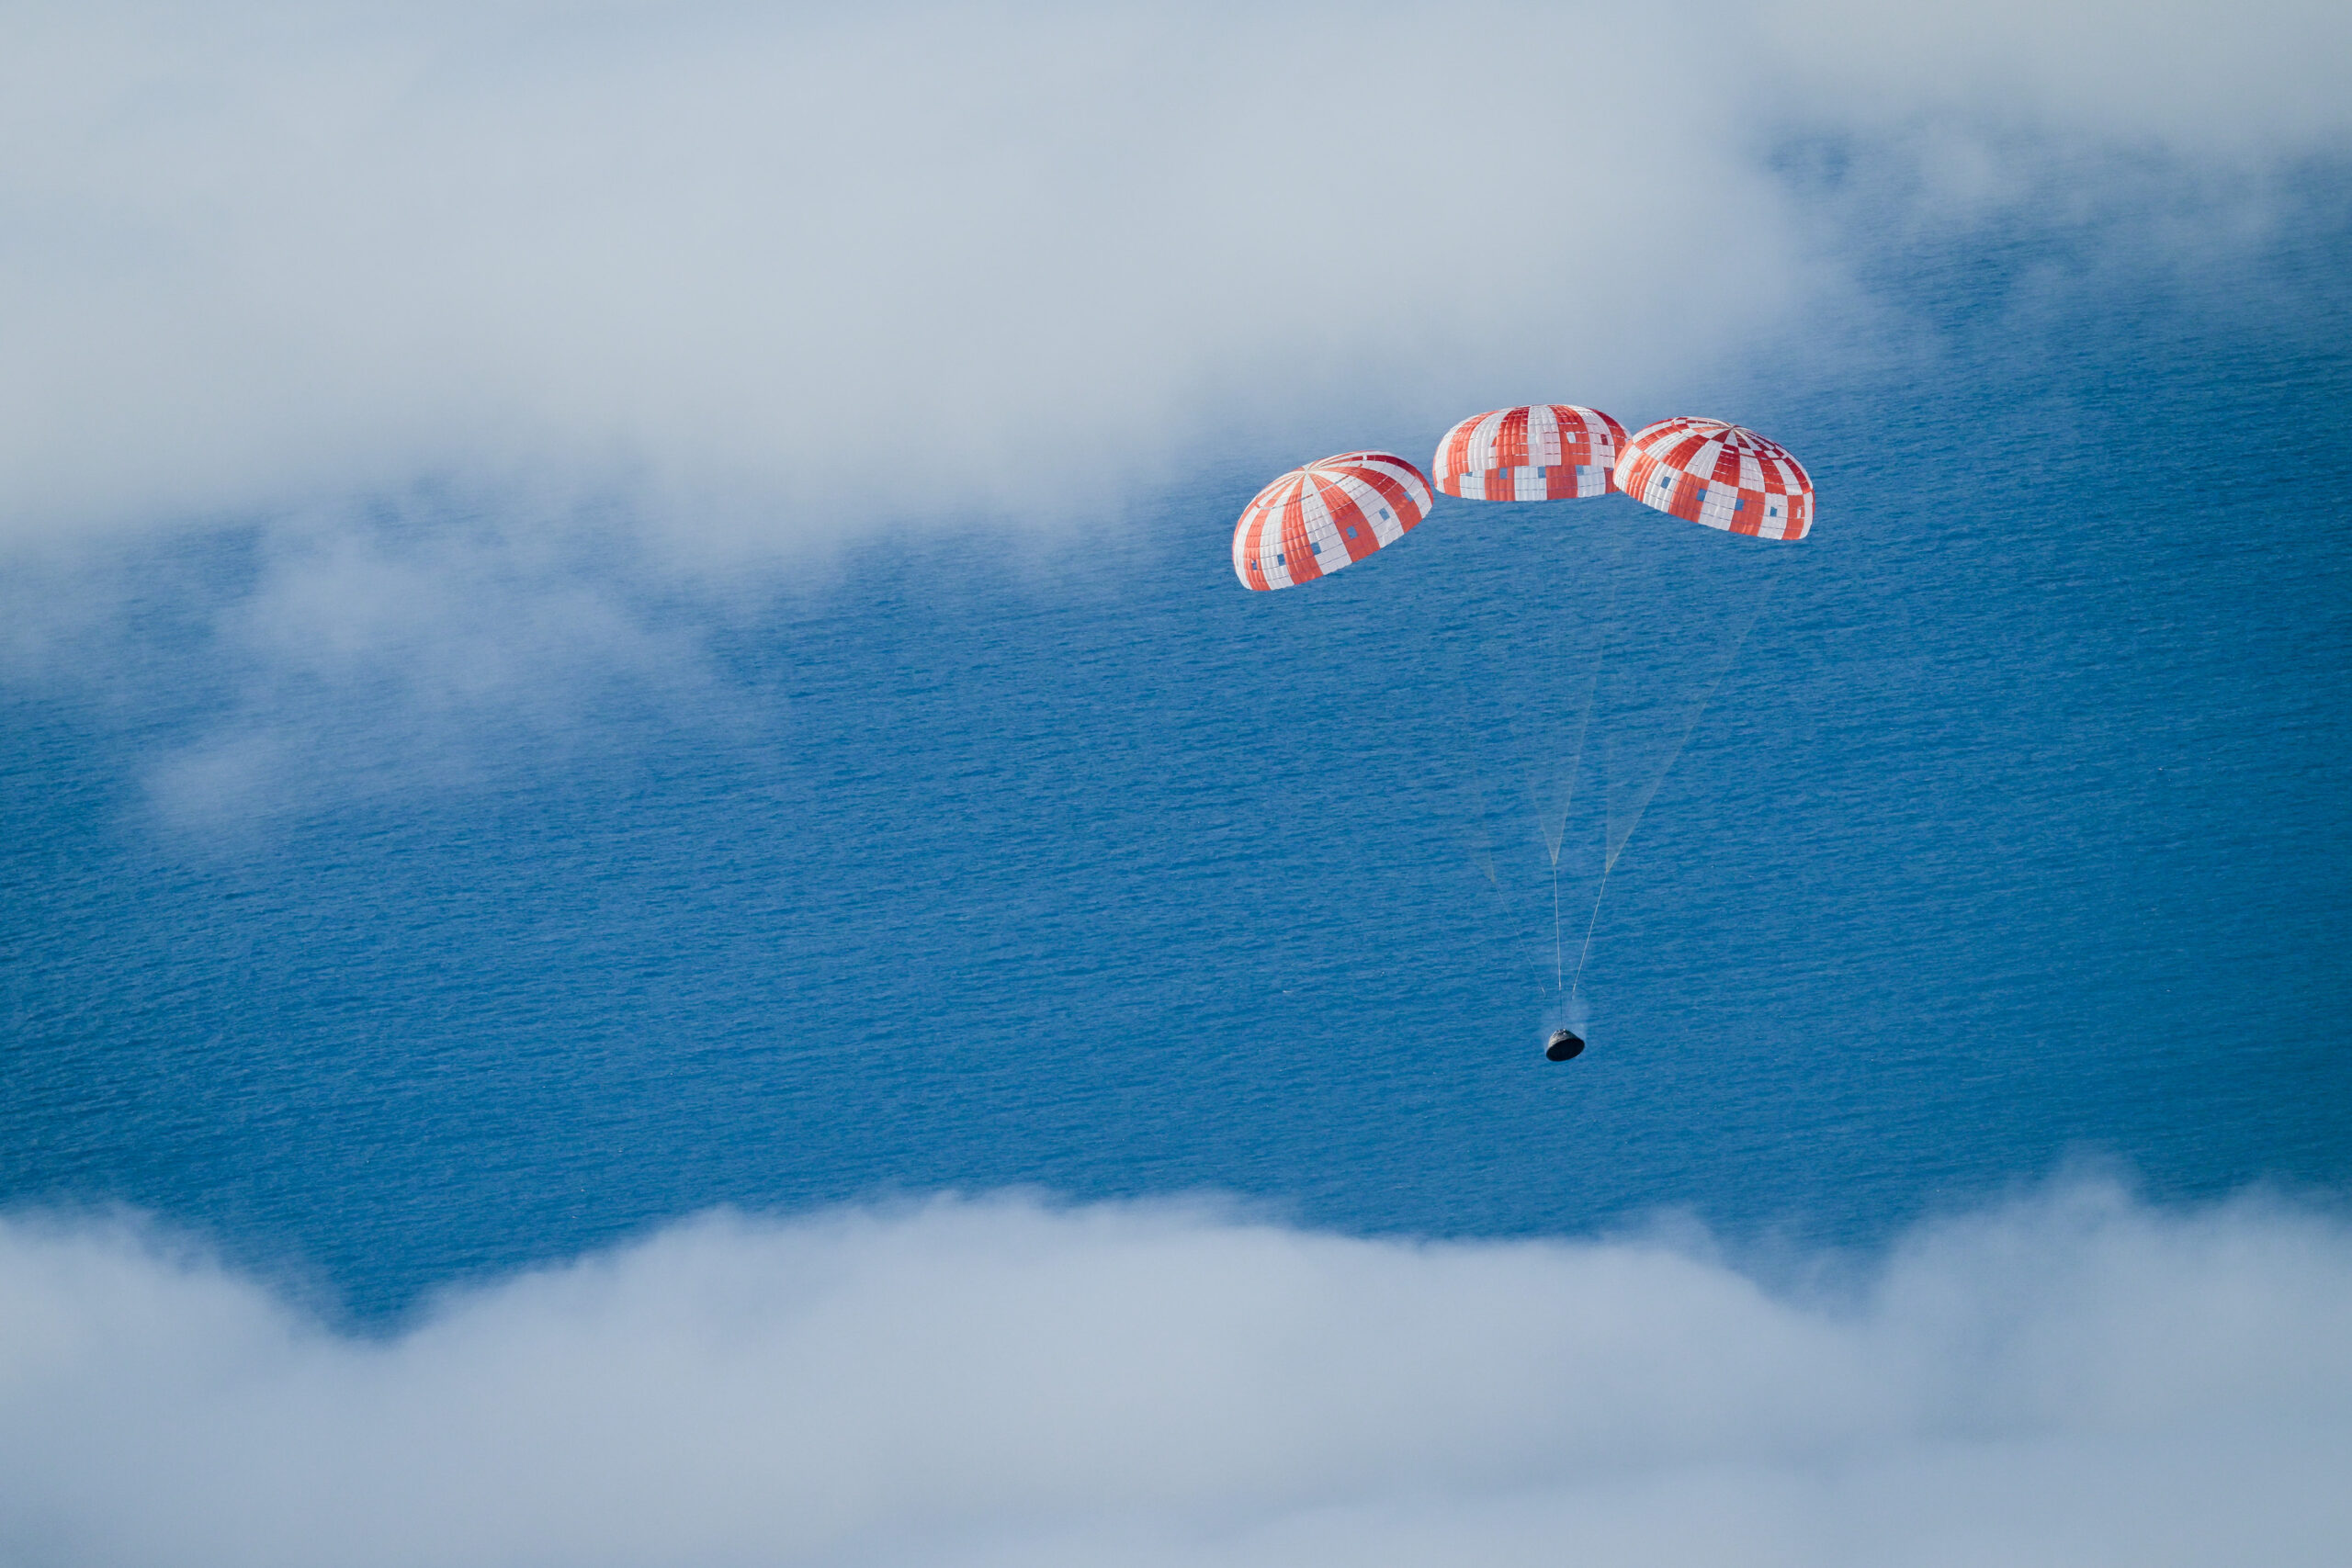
[1227,406,1813,1043]
[1231,452,1433,592]
[1613,417,1814,541]
[1433,404,1629,502]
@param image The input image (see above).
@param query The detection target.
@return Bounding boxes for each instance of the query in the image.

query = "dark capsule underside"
[1545,1029,1585,1062]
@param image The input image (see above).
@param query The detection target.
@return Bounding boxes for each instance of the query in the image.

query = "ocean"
[6,189,2348,1325]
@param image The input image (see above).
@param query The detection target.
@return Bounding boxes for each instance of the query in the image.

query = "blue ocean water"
[6,193,2348,1321]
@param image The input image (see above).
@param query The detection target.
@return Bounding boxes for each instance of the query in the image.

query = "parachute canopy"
[1613,417,1814,541]
[1434,404,1630,502]
[1232,451,1433,592]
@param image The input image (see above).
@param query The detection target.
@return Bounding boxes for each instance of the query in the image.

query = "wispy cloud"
[129,501,732,823]
[5,1181,2347,1565]
[6,2,2342,559]
[6,1,2345,820]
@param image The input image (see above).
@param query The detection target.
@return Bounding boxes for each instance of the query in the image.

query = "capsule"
[1545,1028,1585,1062]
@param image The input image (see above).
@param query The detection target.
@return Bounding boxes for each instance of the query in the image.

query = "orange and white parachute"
[1432,404,1629,502]
[1613,417,1813,541]
[1224,411,1815,1029]
[1232,451,1432,592]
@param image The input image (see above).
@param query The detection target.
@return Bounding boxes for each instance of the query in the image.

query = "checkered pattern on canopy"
[1232,452,1433,592]
[1432,404,1630,502]
[1612,417,1813,541]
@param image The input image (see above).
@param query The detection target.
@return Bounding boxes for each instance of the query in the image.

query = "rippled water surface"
[6,209,2348,1318]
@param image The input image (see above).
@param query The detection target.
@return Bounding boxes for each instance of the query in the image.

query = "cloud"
[4,1181,2348,1565]
[1759,0,2352,152]
[5,1,2344,562]
[0,2,1787,557]
[6,0,2345,818]
[128,501,736,824]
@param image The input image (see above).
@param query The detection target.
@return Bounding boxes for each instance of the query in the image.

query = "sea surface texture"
[6,201,2348,1321]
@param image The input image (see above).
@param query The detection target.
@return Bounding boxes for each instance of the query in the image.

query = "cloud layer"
[6,1,2346,558]
[5,1183,2348,1565]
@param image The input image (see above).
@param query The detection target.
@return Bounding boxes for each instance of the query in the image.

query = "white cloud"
[0,2,1788,556]
[3,1182,2348,1565]
[6,1,2342,563]
[130,502,735,823]
[1759,0,2352,152]
[4,0,2346,818]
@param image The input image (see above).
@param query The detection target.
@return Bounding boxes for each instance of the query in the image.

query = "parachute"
[1231,452,1432,592]
[1433,404,1629,502]
[1232,408,1815,1057]
[1615,417,1814,540]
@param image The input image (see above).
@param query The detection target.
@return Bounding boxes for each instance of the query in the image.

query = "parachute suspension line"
[1533,649,1600,880]
[1602,576,1779,874]
[1572,557,1789,1001]
[1552,860,1563,992]
[1567,863,1611,1002]
[1545,525,1619,994]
